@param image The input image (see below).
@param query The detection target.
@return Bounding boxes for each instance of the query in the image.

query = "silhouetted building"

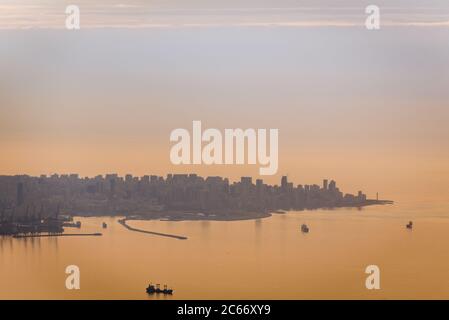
[329,180,336,191]
[16,182,24,207]
[281,176,288,190]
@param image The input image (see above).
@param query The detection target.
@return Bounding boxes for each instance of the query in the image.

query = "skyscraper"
[329,180,336,191]
[281,176,288,189]
[16,182,24,206]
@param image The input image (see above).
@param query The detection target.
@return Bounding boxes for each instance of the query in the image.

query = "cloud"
[0,4,448,29]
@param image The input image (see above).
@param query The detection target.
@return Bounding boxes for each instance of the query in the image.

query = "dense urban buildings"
[0,174,378,222]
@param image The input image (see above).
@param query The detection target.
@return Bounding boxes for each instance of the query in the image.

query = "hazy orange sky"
[1,1,449,201]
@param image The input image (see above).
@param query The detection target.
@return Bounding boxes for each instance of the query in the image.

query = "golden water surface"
[1,201,449,299]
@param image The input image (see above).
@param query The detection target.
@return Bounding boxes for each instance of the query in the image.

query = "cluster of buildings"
[0,173,371,221]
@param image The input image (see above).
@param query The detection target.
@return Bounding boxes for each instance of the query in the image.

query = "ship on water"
[301,224,310,233]
[146,283,173,295]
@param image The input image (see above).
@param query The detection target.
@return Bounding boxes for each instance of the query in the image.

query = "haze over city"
[2,22,449,201]
[1,0,449,300]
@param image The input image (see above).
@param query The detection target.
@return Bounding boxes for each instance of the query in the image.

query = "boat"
[102,222,107,229]
[162,285,173,295]
[406,221,413,229]
[63,221,81,228]
[146,283,173,295]
[301,224,309,233]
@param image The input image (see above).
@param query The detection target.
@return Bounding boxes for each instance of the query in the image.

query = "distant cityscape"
[0,173,390,221]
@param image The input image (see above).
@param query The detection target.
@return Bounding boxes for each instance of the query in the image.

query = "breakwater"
[118,218,187,240]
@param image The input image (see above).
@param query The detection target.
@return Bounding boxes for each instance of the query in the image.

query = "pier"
[13,233,102,238]
[118,219,187,240]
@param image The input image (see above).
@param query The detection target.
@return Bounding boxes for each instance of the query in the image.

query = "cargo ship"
[146,283,173,295]
[301,224,310,233]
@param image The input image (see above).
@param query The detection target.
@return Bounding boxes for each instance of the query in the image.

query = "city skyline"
[0,172,385,218]
[0,171,385,201]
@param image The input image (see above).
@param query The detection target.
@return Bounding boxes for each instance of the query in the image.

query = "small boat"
[162,285,173,295]
[62,221,81,228]
[406,221,413,229]
[146,283,173,295]
[102,222,107,229]
[301,224,309,233]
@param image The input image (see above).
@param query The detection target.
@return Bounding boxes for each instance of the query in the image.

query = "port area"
[13,233,102,238]
[118,218,187,240]
[0,213,84,237]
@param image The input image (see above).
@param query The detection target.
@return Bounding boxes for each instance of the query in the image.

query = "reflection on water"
[1,202,449,299]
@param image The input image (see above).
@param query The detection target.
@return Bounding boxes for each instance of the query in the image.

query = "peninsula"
[0,173,392,230]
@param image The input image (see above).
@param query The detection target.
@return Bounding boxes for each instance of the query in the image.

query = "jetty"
[118,218,187,240]
[13,233,102,238]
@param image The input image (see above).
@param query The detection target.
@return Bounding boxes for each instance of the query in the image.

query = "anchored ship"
[301,224,310,233]
[146,283,173,295]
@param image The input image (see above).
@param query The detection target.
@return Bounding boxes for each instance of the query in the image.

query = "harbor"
[0,205,71,236]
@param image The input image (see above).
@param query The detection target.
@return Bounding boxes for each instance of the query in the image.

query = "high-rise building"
[16,182,24,206]
[323,179,328,190]
[110,178,116,196]
[281,176,288,189]
[357,191,366,202]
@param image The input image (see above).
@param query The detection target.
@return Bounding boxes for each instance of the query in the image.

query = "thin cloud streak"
[2,21,449,30]
[1,4,449,29]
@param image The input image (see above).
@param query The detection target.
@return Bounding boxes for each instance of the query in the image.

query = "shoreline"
[71,200,394,222]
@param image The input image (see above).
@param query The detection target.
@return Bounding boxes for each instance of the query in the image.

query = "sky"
[0,1,449,201]
[1,0,449,28]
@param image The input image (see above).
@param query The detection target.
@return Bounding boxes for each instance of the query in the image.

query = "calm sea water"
[1,201,449,299]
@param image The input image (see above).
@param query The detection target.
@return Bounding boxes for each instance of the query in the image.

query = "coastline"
[71,199,394,222]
